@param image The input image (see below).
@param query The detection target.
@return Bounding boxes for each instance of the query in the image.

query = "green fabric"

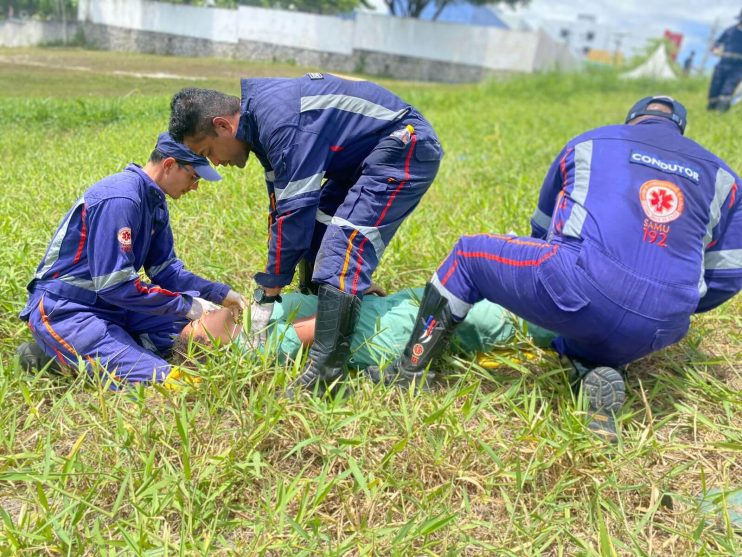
[698,488,742,531]
[261,289,556,367]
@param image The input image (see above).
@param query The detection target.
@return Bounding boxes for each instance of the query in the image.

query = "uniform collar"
[237,80,268,165]
[634,117,682,134]
[125,163,167,205]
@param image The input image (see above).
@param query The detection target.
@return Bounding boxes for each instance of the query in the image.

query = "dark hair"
[169,88,241,142]
[149,149,165,164]
[148,149,189,167]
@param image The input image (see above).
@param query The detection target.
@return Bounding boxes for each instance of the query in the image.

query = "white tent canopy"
[621,44,677,80]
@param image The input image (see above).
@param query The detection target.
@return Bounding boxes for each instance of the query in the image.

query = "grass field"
[0,48,740,555]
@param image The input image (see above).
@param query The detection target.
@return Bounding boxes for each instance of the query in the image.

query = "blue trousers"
[24,291,187,388]
[708,61,742,110]
[310,130,442,295]
[431,234,698,367]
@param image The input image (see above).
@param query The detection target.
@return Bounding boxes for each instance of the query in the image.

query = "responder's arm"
[254,128,326,290]
[86,198,192,317]
[144,218,232,305]
[531,145,570,239]
[696,182,742,313]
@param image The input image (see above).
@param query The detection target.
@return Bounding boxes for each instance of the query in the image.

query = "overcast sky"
[503,0,741,67]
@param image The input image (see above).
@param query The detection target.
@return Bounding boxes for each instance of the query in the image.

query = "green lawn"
[0,48,739,555]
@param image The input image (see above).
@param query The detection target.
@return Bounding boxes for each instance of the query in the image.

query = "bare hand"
[364,282,387,297]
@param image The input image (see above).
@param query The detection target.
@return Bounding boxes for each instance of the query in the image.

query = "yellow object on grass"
[162,366,202,392]
[476,349,540,370]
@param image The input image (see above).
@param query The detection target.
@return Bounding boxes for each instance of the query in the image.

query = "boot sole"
[583,366,625,414]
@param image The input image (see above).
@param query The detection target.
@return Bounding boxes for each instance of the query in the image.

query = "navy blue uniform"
[708,23,742,110]
[19,164,230,387]
[432,119,741,367]
[236,73,443,295]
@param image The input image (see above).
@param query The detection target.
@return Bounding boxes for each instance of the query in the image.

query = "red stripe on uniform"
[134,278,180,297]
[347,135,418,293]
[471,233,552,248]
[375,135,417,227]
[351,237,369,295]
[439,259,459,287]
[560,147,572,186]
[275,214,285,275]
[730,183,738,208]
[73,204,87,264]
[455,245,559,268]
[39,296,78,358]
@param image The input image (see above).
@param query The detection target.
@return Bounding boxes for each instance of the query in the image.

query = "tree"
[385,0,528,21]
[1,0,76,20]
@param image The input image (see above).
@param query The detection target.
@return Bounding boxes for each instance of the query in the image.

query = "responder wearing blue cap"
[708,10,742,111]
[17,133,247,388]
[368,96,742,442]
[169,75,443,396]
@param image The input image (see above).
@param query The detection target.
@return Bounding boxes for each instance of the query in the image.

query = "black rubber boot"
[298,259,319,295]
[565,357,625,443]
[287,284,361,397]
[17,341,62,374]
[366,282,458,390]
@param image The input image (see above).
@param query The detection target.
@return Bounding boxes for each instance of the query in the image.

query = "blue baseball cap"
[625,95,687,135]
[155,132,221,182]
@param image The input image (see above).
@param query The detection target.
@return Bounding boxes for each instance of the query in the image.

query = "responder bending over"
[369,96,742,441]
[169,73,443,396]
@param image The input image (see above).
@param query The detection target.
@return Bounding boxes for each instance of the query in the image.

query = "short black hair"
[149,149,165,164]
[148,149,188,167]
[169,88,241,142]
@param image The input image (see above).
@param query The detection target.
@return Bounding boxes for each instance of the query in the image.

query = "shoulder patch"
[306,72,324,80]
[630,150,700,184]
[117,227,133,252]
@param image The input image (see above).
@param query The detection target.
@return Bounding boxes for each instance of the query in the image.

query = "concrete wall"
[2,0,575,82]
[0,19,79,47]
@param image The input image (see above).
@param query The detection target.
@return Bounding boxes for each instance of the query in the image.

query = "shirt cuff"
[254,271,295,289]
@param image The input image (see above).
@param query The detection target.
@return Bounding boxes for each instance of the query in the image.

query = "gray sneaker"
[582,366,625,443]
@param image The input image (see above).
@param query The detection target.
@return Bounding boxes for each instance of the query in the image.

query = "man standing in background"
[708,10,742,111]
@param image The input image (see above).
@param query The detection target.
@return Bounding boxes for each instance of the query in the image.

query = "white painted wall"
[238,6,353,55]
[353,13,541,71]
[80,0,237,43]
[77,0,574,73]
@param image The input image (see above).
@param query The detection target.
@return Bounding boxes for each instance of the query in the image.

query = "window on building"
[560,28,570,39]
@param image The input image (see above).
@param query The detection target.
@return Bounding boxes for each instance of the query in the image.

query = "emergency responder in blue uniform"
[17,133,247,389]
[708,10,742,111]
[169,74,443,396]
[369,96,742,441]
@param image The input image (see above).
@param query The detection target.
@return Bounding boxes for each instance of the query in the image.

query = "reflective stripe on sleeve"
[562,140,592,238]
[531,208,552,230]
[36,197,85,279]
[146,258,178,278]
[275,172,324,202]
[316,209,333,225]
[300,94,409,122]
[92,267,139,291]
[699,168,736,295]
[704,249,742,270]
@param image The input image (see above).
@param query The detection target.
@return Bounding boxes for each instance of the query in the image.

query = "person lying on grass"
[183,288,556,373]
[16,132,247,390]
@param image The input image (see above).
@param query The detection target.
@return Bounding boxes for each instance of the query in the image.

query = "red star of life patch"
[639,180,685,224]
[117,227,133,251]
